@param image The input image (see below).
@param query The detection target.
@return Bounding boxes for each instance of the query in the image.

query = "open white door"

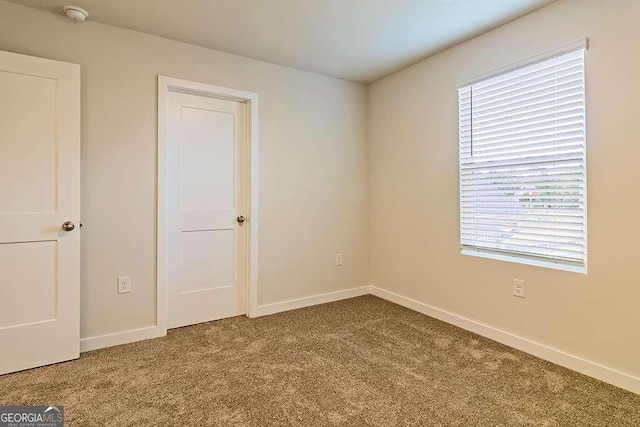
[166,87,248,329]
[0,51,81,374]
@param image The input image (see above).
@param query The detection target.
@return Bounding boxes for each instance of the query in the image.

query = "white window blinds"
[458,48,587,269]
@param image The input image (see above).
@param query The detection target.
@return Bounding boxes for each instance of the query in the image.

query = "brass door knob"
[236,216,246,224]
[62,221,75,232]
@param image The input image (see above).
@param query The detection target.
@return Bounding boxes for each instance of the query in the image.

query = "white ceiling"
[7,0,555,83]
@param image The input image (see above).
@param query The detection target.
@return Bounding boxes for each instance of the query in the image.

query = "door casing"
[157,76,259,333]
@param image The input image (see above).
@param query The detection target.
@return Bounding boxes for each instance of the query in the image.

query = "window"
[458,46,587,272]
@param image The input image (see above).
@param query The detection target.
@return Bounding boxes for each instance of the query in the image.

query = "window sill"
[461,249,587,274]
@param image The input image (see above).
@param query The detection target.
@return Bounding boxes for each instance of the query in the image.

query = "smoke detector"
[63,5,88,22]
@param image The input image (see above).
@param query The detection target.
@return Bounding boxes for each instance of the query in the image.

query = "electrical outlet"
[513,279,525,298]
[335,253,343,266]
[118,276,131,294]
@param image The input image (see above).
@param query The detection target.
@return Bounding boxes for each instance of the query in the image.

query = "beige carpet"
[0,295,638,426]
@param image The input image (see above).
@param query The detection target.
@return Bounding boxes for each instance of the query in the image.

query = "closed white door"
[167,90,247,329]
[0,51,81,374]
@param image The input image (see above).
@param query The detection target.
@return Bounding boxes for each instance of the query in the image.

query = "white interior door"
[167,89,247,329]
[0,51,81,374]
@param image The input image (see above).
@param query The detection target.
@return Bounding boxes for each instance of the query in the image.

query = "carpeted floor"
[0,295,638,426]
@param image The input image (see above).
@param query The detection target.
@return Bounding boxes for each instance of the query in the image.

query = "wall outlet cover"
[118,276,132,294]
[513,279,525,298]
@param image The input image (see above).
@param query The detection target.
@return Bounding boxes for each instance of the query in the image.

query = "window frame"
[457,39,589,274]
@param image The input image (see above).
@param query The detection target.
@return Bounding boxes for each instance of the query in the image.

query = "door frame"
[157,76,259,333]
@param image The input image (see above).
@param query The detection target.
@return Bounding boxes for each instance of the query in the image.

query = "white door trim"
[157,76,259,334]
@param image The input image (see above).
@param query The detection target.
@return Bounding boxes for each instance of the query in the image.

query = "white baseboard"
[254,286,370,317]
[370,285,640,395]
[77,284,639,395]
[80,325,166,353]
[79,286,370,352]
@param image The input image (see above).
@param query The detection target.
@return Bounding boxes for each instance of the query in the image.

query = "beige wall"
[0,1,369,339]
[369,0,640,379]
